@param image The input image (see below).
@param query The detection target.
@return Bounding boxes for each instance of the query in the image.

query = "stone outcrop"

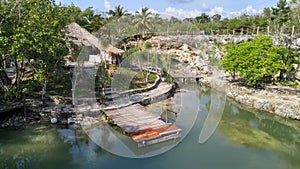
[148,35,300,120]
[226,83,300,120]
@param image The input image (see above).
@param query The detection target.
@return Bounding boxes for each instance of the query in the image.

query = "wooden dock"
[104,104,181,148]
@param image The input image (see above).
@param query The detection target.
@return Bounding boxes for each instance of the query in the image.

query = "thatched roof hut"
[105,45,124,56]
[66,22,100,48]
[65,22,124,65]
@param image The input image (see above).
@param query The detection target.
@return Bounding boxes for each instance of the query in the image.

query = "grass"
[101,112,127,135]
[112,67,157,92]
[129,71,157,89]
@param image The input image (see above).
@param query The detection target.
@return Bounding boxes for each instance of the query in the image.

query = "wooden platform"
[104,104,181,147]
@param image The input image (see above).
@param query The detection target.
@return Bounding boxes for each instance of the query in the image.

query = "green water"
[1,84,300,169]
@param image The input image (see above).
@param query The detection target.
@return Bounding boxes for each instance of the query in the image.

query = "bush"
[123,47,138,59]
[144,41,152,49]
[222,35,284,87]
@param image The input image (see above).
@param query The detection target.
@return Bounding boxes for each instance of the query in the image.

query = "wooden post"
[233,29,235,35]
[257,27,260,35]
[292,25,295,36]
[42,79,47,106]
[267,26,270,36]
[166,112,168,123]
[22,88,28,117]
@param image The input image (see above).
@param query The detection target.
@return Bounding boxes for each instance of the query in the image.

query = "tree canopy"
[222,36,299,87]
[0,0,71,102]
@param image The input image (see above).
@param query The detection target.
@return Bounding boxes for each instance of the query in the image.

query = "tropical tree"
[0,0,71,103]
[222,36,283,87]
[134,7,153,37]
[95,62,111,103]
[76,7,104,33]
[107,5,128,19]
[290,0,300,24]
[226,17,242,30]
[195,13,211,23]
[211,14,222,22]
[271,0,291,33]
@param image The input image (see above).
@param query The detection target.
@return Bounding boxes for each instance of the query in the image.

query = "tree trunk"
[42,79,47,106]
[14,58,20,89]
[0,68,11,86]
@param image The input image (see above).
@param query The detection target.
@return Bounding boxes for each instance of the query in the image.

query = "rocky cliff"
[148,35,300,120]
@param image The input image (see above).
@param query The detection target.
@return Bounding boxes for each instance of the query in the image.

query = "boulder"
[295,38,300,47]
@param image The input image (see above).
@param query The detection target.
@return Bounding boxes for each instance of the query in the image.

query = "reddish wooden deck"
[104,104,181,147]
[129,125,181,142]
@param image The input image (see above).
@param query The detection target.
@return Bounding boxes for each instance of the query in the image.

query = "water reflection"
[218,100,300,154]
[219,100,300,169]
[0,84,300,169]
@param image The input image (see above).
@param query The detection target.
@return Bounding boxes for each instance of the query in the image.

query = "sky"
[56,0,283,19]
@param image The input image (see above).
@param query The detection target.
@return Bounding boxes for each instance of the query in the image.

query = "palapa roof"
[106,45,124,56]
[66,22,100,48]
[66,22,124,56]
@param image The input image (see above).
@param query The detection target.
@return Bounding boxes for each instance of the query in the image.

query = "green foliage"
[95,62,112,102]
[134,7,153,36]
[0,0,71,102]
[226,18,243,29]
[123,47,139,59]
[161,68,174,84]
[130,71,157,89]
[78,7,104,33]
[271,0,291,26]
[211,14,221,22]
[107,5,128,19]
[222,36,289,87]
[0,86,21,103]
[144,41,152,49]
[95,62,111,89]
[195,13,211,23]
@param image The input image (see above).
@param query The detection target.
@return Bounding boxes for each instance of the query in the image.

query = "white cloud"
[202,3,207,9]
[136,7,159,14]
[228,11,241,18]
[227,5,258,18]
[242,5,257,14]
[165,7,202,18]
[208,7,223,16]
[104,0,111,10]
[160,5,261,19]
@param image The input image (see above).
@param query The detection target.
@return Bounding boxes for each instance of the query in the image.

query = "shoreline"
[148,35,300,121]
[0,78,299,129]
[198,75,300,120]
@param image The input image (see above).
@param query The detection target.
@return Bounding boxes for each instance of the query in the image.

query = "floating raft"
[104,104,181,148]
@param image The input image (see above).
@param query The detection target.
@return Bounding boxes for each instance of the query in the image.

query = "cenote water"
[1,82,300,169]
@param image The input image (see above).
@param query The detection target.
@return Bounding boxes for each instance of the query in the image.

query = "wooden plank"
[137,132,181,148]
[130,125,181,142]
[101,81,181,147]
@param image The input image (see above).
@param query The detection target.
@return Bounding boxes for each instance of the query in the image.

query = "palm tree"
[134,7,153,37]
[107,5,128,19]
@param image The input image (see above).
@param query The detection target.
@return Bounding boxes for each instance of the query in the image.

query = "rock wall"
[148,35,300,120]
[150,34,300,49]
[226,83,300,120]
